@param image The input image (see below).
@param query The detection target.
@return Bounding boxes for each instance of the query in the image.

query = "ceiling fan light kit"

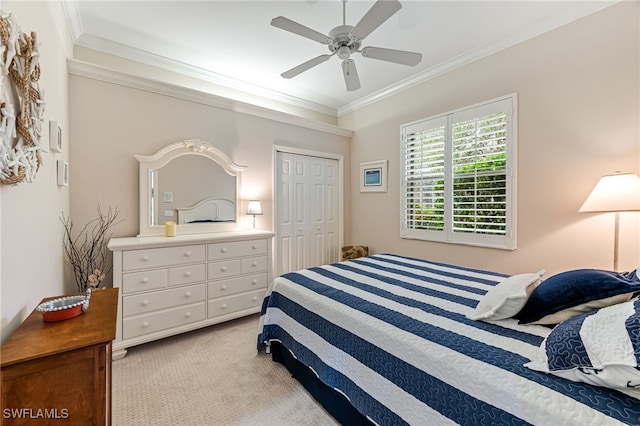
[272,0,422,92]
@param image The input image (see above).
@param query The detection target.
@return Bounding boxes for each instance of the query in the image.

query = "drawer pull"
[184,271,192,277]
[251,262,258,267]
[221,285,228,291]
[184,291,192,297]
[221,266,227,272]
[185,312,192,318]
[141,277,149,283]
[251,279,257,285]
[252,296,258,302]
[252,245,257,250]
[184,251,192,257]
[221,247,228,253]
[221,304,227,309]
[142,255,149,261]
[142,322,150,328]
[141,299,150,306]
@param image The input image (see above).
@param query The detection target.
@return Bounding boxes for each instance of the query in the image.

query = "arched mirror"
[136,139,246,237]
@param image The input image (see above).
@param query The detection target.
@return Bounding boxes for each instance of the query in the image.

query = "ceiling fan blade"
[351,0,402,40]
[361,46,422,66]
[281,54,332,79]
[341,59,361,91]
[271,16,331,45]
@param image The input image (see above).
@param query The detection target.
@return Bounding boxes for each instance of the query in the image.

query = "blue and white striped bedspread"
[257,254,640,425]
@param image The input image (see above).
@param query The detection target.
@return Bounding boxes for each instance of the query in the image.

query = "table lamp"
[246,200,263,229]
[579,172,640,271]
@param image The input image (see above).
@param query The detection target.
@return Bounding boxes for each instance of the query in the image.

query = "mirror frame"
[136,139,246,237]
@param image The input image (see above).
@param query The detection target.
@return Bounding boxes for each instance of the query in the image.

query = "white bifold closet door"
[276,151,339,277]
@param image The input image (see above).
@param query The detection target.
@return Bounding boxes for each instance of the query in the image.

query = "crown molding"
[67,59,353,138]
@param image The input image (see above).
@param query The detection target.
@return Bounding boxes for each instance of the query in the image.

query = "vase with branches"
[61,206,122,293]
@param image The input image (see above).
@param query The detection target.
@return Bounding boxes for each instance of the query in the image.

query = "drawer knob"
[184,271,192,277]
[252,262,258,267]
[251,279,257,285]
[142,255,149,261]
[221,285,228,291]
[252,296,258,302]
[185,312,191,318]
[141,299,149,306]
[185,291,191,297]
[252,245,257,250]
[221,304,227,309]
[142,322,149,328]
[221,247,228,253]
[221,266,227,272]
[184,251,192,257]
[141,277,149,283]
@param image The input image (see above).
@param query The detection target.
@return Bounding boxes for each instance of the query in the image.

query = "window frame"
[400,94,517,250]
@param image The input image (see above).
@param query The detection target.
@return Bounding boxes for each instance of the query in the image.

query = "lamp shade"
[579,173,640,213]
[246,200,263,215]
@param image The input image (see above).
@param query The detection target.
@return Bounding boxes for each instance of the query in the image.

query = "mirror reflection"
[150,155,236,226]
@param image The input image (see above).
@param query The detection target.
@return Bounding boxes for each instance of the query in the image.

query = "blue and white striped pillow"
[526,296,640,391]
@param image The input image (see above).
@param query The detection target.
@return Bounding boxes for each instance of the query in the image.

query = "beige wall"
[1,2,73,342]
[341,2,640,276]
[68,72,351,262]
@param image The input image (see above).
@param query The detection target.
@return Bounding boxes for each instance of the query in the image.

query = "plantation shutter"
[401,96,516,249]
[402,116,447,240]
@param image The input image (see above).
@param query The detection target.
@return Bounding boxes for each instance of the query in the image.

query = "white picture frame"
[57,159,68,186]
[49,120,62,153]
[360,160,387,193]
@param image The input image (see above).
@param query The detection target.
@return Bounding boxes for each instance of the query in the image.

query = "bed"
[176,197,235,224]
[257,254,640,425]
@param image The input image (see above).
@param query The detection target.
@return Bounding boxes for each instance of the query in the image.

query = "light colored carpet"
[112,314,339,426]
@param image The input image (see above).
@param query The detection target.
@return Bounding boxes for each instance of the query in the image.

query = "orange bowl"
[36,296,88,322]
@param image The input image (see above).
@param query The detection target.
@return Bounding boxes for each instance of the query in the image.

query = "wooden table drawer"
[123,269,167,294]
[207,289,266,319]
[123,245,205,271]
[123,302,206,340]
[241,256,268,274]
[123,284,206,316]
[208,239,267,260]
[208,273,268,298]
[169,263,206,286]
[207,259,241,279]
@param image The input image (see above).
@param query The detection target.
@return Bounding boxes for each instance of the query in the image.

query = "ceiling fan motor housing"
[328,25,361,58]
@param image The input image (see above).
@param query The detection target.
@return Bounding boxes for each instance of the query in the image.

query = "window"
[401,95,516,250]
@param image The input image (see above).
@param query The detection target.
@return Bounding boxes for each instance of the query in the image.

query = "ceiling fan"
[271,0,422,92]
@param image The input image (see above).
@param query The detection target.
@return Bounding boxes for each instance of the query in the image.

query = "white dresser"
[108,230,274,359]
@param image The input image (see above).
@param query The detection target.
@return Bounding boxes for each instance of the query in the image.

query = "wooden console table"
[1,288,118,425]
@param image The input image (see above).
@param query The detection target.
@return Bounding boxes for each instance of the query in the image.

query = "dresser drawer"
[207,259,241,280]
[169,264,206,286]
[123,302,206,340]
[207,289,266,319]
[122,269,168,294]
[208,239,267,260]
[123,284,206,317]
[240,256,268,274]
[208,273,268,298]
[123,245,205,271]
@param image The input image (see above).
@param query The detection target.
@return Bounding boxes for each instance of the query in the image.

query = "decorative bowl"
[36,294,90,322]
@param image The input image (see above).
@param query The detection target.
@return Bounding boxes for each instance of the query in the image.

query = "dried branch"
[60,206,123,292]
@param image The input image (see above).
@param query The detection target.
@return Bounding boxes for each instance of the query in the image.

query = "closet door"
[276,152,339,277]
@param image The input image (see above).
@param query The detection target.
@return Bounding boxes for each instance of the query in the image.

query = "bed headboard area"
[176,197,235,224]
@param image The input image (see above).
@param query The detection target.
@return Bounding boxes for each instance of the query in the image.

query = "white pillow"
[467,270,545,320]
[528,292,634,325]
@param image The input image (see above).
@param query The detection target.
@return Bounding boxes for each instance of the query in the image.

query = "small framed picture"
[360,160,387,193]
[57,159,68,186]
[49,120,62,153]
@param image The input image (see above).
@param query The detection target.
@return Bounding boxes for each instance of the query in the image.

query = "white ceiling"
[64,0,616,116]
